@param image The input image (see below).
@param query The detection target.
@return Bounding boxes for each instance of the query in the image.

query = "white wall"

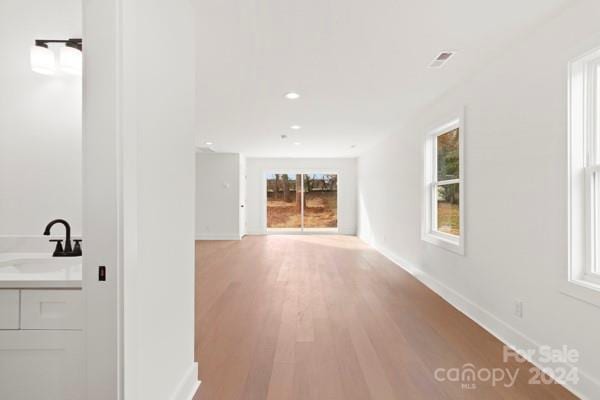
[0,0,82,243]
[196,153,242,240]
[122,0,198,398]
[246,158,357,235]
[83,0,199,398]
[357,1,600,398]
[81,0,198,397]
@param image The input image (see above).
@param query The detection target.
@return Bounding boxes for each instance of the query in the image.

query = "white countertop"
[0,253,82,289]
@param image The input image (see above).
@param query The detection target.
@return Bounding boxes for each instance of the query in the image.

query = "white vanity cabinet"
[0,288,84,400]
[0,290,19,329]
[20,289,83,330]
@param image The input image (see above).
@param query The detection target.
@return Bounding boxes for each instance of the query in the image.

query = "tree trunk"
[296,174,302,212]
[274,174,280,200]
[282,174,290,202]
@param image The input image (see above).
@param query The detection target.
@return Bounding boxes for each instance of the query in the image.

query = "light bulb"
[284,92,300,100]
[59,46,82,75]
[30,45,56,75]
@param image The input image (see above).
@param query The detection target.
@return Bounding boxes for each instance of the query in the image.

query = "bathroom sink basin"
[0,253,82,288]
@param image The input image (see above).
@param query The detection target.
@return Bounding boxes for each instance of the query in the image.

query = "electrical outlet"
[514,300,523,318]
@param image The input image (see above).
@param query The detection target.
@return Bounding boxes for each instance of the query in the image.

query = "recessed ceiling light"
[281,134,288,139]
[350,145,356,149]
[205,141,213,146]
[284,92,300,100]
[290,125,301,130]
[293,142,301,146]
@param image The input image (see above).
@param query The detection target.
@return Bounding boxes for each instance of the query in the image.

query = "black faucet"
[43,219,82,257]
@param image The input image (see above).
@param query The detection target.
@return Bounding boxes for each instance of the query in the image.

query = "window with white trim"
[423,116,464,255]
[568,47,600,296]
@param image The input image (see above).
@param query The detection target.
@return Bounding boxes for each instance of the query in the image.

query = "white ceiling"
[195,0,572,157]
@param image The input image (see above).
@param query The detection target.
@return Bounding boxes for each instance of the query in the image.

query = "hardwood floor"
[193,235,576,400]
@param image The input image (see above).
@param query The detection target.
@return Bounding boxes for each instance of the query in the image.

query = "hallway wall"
[117,0,199,398]
[357,1,600,397]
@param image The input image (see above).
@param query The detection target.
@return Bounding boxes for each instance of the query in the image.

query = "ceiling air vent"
[429,51,456,68]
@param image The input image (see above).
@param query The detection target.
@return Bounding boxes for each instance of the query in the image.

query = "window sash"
[586,165,600,277]
[431,132,461,238]
[566,46,600,300]
[431,182,460,238]
[584,57,600,277]
[587,59,600,166]
[435,178,460,186]
[422,115,464,255]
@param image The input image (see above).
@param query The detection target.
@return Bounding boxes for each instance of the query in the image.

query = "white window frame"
[564,47,600,307]
[422,113,465,255]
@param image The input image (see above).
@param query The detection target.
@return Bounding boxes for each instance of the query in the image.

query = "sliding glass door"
[266,173,302,229]
[266,172,338,231]
[303,174,338,228]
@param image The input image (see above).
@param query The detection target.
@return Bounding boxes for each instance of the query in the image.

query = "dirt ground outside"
[437,201,459,236]
[267,191,337,228]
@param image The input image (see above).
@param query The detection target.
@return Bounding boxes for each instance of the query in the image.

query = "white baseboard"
[244,230,265,235]
[365,238,600,400]
[195,234,241,241]
[169,362,200,400]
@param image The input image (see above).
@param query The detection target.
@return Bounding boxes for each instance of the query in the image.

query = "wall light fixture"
[31,38,82,76]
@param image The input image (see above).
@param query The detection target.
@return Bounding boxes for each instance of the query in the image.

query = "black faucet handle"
[73,239,82,256]
[49,239,64,255]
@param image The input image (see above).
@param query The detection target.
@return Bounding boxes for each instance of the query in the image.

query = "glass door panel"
[303,173,338,229]
[266,173,302,229]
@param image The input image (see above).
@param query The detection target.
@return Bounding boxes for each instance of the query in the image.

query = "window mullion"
[300,174,304,231]
[437,178,461,186]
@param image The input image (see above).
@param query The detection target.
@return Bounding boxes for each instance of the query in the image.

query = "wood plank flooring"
[193,235,577,400]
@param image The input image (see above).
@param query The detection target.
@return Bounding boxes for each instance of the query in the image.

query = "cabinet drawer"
[21,290,83,330]
[0,290,19,330]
